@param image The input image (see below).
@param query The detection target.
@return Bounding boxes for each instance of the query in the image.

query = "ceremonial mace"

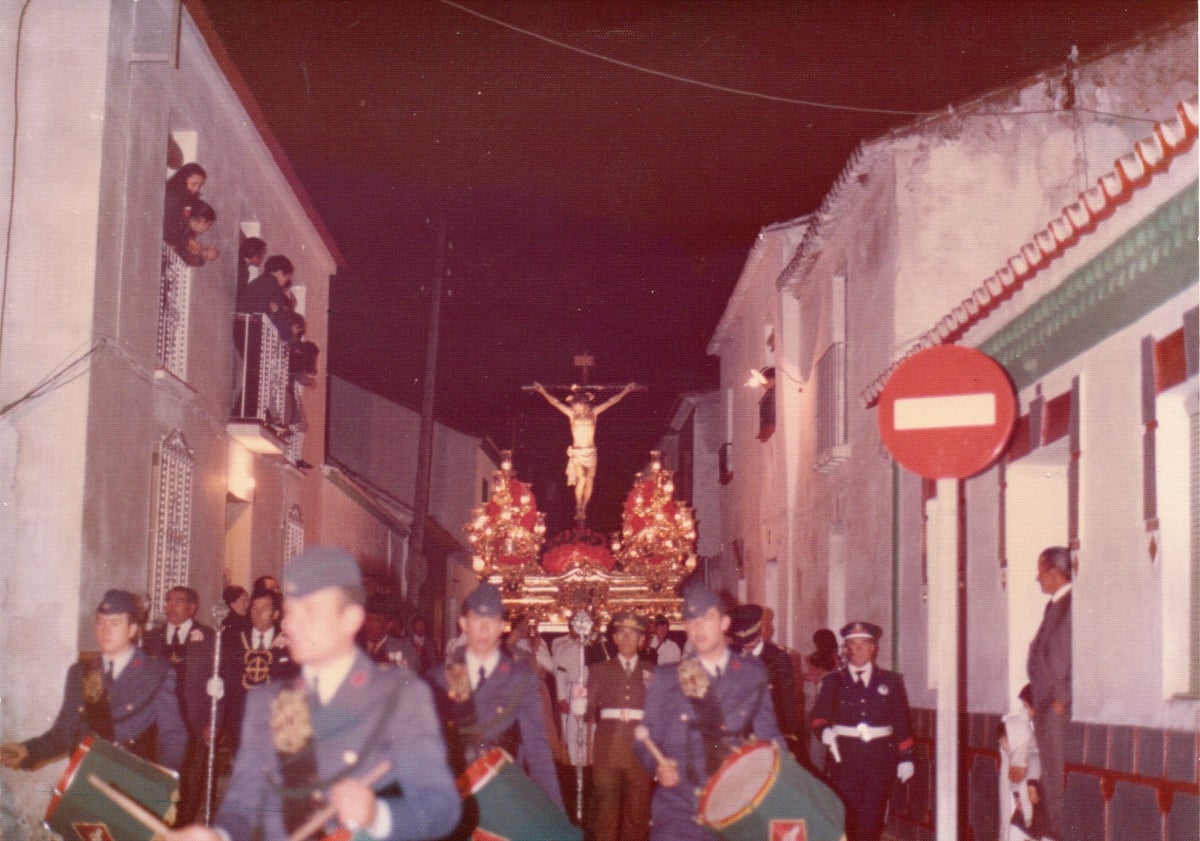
[204,603,228,825]
[568,610,593,823]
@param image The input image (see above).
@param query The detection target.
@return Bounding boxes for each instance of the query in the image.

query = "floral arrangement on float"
[541,527,615,574]
[465,452,546,581]
[614,451,698,588]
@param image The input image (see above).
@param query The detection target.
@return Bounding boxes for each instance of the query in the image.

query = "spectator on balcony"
[236,254,295,339]
[285,311,319,471]
[237,236,267,301]
[166,200,220,267]
[163,163,206,240]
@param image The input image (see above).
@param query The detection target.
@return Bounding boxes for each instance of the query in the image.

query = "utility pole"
[408,215,447,600]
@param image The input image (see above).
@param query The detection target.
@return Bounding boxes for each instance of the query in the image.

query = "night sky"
[197,0,1193,534]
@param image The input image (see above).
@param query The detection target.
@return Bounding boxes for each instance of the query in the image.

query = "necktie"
[714,665,723,680]
[477,665,487,689]
[626,661,634,678]
[105,660,114,685]
[256,632,266,650]
[854,669,865,685]
[170,627,178,646]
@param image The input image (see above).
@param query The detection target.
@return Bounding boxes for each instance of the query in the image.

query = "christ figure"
[531,382,637,522]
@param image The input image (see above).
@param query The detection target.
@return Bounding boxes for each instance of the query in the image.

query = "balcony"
[228,312,289,454]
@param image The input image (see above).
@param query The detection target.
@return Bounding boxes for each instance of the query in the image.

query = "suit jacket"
[429,649,564,806]
[757,641,802,748]
[217,625,300,740]
[586,656,653,769]
[397,635,439,673]
[143,622,217,736]
[1027,590,1071,711]
[22,651,188,771]
[636,652,784,785]
[216,651,461,841]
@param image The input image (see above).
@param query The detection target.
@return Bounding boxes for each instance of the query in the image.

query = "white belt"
[600,708,643,721]
[832,724,893,742]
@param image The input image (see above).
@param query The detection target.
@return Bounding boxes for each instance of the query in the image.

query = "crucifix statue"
[524,355,643,523]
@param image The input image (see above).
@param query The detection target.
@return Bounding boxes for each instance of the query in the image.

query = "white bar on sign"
[893,393,996,430]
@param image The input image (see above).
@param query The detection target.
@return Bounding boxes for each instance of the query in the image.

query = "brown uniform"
[586,655,654,841]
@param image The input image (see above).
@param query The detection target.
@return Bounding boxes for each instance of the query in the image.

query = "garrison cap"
[840,620,883,642]
[727,604,765,644]
[464,582,505,618]
[609,611,647,633]
[681,584,726,620]
[283,547,364,600]
[97,590,139,617]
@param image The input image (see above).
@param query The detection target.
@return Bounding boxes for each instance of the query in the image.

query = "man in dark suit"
[728,603,809,768]
[0,590,187,772]
[168,547,461,841]
[810,621,914,841]
[142,585,217,824]
[217,588,299,751]
[636,585,785,841]
[586,612,654,841]
[429,582,564,810]
[1026,545,1072,841]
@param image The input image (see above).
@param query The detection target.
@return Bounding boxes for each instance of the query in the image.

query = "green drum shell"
[44,736,179,841]
[698,741,846,841]
[460,748,582,841]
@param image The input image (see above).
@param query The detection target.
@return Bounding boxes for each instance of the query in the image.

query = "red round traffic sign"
[877,345,1017,479]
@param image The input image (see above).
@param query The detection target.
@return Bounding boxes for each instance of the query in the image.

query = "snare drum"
[456,747,582,841]
[698,741,846,841]
[44,736,179,841]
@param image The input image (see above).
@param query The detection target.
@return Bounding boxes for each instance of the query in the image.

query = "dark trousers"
[825,739,895,841]
[176,734,211,824]
[591,764,653,841]
[1034,703,1068,841]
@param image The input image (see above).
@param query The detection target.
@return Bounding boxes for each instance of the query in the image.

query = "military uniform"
[430,646,564,807]
[586,615,654,841]
[212,547,461,841]
[729,604,808,767]
[15,591,188,772]
[217,652,460,841]
[809,622,914,841]
[637,587,785,841]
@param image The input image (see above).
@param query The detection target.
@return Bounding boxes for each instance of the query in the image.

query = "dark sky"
[197,0,1193,533]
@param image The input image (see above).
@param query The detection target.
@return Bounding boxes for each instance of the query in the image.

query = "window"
[283,505,305,565]
[757,367,776,441]
[149,430,193,621]
[815,273,848,471]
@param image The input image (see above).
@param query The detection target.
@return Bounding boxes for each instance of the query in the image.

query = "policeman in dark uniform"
[809,621,914,841]
[428,582,563,807]
[636,585,785,841]
[0,590,187,772]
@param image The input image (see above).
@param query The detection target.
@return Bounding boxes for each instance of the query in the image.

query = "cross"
[573,353,594,386]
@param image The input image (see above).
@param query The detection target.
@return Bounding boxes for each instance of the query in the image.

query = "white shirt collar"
[619,654,638,672]
[700,648,730,677]
[303,651,357,704]
[251,627,274,647]
[1050,582,1072,603]
[749,639,765,658]
[850,663,873,684]
[465,649,502,687]
[105,647,136,680]
[168,618,194,641]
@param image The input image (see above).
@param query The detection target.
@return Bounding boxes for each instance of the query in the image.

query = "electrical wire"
[438,1,1164,127]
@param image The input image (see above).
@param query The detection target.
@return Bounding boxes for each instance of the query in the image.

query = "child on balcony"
[167,200,220,267]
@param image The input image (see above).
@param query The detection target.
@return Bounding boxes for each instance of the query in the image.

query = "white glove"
[897,760,914,783]
[821,728,841,763]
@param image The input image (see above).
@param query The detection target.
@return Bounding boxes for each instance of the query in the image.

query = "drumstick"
[633,725,669,766]
[87,774,171,837]
[286,760,392,841]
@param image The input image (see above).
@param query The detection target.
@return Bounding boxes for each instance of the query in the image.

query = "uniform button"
[343,751,357,765]
[681,713,688,722]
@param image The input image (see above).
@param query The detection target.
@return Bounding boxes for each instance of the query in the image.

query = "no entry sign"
[877,345,1017,479]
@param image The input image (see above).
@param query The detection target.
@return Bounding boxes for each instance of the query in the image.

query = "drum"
[457,747,582,841]
[698,741,846,841]
[44,736,179,841]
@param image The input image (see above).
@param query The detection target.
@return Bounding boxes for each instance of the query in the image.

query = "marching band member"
[169,547,460,841]
[636,585,784,840]
[1,590,187,772]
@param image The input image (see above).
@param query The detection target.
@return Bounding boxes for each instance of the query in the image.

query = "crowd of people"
[1,543,1073,841]
[163,163,319,470]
